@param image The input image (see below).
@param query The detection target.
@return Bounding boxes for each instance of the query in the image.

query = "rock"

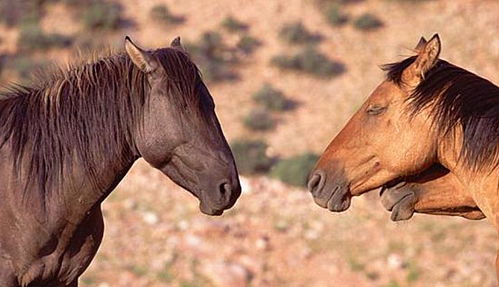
[255,235,270,251]
[142,211,159,225]
[387,254,404,270]
[201,261,252,287]
[177,220,189,231]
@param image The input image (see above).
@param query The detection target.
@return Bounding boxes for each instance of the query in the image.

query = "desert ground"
[1,0,498,286]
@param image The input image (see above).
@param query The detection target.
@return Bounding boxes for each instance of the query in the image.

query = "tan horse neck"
[437,129,499,228]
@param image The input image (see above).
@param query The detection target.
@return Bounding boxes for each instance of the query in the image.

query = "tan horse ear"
[402,34,441,86]
[125,36,157,73]
[414,36,427,52]
[170,36,185,51]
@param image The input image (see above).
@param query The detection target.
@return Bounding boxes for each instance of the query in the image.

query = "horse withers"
[307,34,499,279]
[0,37,240,286]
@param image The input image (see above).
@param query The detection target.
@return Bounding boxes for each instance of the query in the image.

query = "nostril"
[307,171,324,195]
[219,182,232,201]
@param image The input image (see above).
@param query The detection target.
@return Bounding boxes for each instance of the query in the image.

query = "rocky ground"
[81,161,497,287]
[0,0,498,286]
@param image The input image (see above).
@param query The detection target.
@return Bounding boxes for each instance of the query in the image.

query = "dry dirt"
[1,0,499,286]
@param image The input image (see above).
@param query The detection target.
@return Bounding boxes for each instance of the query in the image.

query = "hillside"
[0,0,498,286]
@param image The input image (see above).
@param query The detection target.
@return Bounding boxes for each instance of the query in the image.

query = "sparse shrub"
[271,46,345,78]
[18,24,72,51]
[243,108,276,131]
[221,16,247,33]
[324,4,349,26]
[237,35,260,54]
[252,84,291,111]
[5,55,49,81]
[187,31,238,82]
[0,0,41,27]
[83,1,122,30]
[230,139,273,174]
[353,13,383,31]
[279,22,320,45]
[271,153,319,187]
[150,4,184,25]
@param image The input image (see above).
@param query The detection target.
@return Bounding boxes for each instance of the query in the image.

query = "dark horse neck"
[0,54,148,213]
[0,55,147,284]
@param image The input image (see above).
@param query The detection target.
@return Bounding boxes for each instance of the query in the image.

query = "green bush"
[5,55,50,81]
[243,108,276,131]
[271,153,319,187]
[186,31,238,82]
[353,13,383,31]
[271,46,345,78]
[83,1,122,30]
[230,139,273,174]
[279,22,320,45]
[221,16,247,33]
[237,35,260,54]
[324,4,349,26]
[150,4,184,25]
[252,84,291,111]
[18,24,72,51]
[0,0,41,27]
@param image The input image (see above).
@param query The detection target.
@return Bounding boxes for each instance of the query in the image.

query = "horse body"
[0,143,131,286]
[0,37,241,286]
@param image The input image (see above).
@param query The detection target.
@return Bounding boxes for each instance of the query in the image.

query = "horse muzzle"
[308,170,351,212]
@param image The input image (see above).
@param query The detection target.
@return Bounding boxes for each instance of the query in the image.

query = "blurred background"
[0,0,498,286]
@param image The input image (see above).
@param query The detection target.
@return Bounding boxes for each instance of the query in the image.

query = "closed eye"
[366,105,387,115]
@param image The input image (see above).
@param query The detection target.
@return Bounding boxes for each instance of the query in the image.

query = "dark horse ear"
[124,36,157,73]
[414,37,427,52]
[403,34,441,87]
[170,36,185,51]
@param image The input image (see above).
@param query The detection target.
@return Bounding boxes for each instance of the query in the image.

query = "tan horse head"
[308,35,444,212]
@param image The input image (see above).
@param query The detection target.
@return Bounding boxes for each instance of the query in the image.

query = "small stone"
[255,236,270,251]
[387,254,404,269]
[142,211,159,225]
[201,261,251,287]
[177,220,189,230]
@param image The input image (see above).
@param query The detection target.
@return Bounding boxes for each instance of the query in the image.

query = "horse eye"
[366,105,387,115]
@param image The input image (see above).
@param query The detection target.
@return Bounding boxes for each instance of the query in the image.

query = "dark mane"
[0,47,200,196]
[383,56,499,170]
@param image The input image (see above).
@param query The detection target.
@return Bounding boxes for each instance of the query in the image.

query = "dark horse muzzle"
[199,177,241,216]
[307,169,351,212]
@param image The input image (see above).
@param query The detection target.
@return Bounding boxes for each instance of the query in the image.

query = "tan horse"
[308,34,499,279]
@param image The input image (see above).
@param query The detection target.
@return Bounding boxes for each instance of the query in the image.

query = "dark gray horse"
[0,36,241,286]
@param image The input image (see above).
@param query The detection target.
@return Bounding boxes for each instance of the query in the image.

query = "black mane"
[383,56,499,170]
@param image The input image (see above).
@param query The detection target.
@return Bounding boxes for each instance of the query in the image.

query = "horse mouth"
[311,185,352,212]
[326,188,352,212]
[199,204,224,216]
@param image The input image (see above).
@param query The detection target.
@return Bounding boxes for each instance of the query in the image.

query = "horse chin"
[326,192,352,212]
[199,201,224,216]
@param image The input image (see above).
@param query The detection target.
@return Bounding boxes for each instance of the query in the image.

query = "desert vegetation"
[0,0,497,286]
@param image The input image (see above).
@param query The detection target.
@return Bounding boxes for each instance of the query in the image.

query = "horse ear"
[171,36,185,51]
[414,36,427,52]
[125,36,157,73]
[402,34,441,86]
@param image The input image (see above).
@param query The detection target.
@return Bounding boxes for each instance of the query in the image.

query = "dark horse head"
[124,37,241,215]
